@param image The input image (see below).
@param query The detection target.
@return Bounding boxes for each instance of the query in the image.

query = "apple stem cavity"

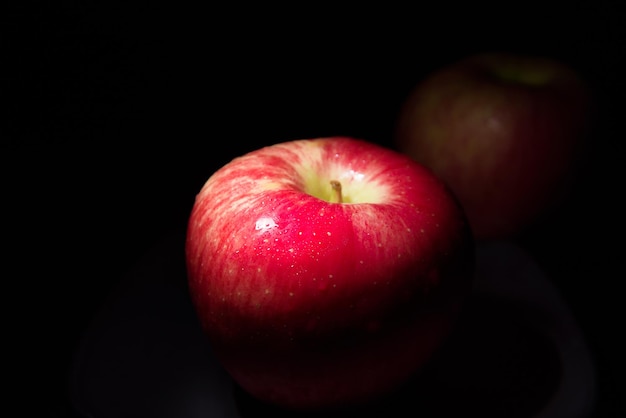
[330,180,343,203]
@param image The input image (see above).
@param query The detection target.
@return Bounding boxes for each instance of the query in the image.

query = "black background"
[4,3,625,417]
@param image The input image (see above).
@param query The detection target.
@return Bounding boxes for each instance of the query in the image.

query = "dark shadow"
[234,298,562,418]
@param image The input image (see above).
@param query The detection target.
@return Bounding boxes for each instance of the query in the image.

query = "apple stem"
[330,180,343,203]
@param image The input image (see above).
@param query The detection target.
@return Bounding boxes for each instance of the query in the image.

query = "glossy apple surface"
[394,52,592,240]
[185,137,474,411]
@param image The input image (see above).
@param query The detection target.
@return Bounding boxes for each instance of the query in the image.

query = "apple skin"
[394,52,592,241]
[185,137,474,411]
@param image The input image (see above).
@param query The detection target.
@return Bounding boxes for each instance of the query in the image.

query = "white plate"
[69,232,596,417]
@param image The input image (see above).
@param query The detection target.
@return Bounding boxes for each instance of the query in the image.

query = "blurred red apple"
[394,52,592,240]
[186,137,474,411]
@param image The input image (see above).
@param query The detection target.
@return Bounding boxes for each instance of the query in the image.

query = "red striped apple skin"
[186,137,474,411]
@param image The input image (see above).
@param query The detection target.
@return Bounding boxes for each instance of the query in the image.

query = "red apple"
[394,52,592,241]
[185,137,474,411]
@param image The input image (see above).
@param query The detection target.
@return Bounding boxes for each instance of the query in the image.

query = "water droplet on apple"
[255,216,278,232]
